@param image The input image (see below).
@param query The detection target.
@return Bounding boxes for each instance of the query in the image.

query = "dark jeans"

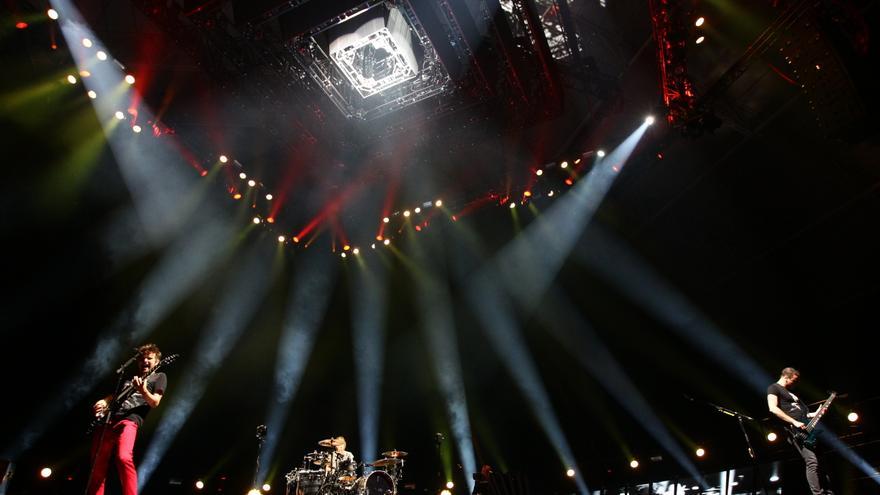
[789,437,833,495]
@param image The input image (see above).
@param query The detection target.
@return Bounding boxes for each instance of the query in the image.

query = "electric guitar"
[87,354,178,434]
[788,391,837,449]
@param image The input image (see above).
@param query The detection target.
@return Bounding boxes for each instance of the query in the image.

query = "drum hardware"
[356,470,396,495]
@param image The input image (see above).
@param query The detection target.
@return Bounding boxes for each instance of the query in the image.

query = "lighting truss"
[290,1,451,120]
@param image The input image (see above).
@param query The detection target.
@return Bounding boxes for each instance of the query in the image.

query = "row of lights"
[54,6,653,263]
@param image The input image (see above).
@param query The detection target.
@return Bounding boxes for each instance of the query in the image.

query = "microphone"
[115,349,141,374]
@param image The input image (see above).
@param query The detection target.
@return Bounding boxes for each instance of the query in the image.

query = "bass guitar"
[87,354,178,434]
[788,391,836,449]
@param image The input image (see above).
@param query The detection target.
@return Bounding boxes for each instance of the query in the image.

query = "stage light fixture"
[383,239,390,246]
[383,217,390,223]
[115,111,125,120]
[253,217,261,224]
[695,17,705,27]
[565,468,575,477]
[440,490,451,495]
[132,124,142,133]
[848,412,859,422]
[125,74,135,84]
[341,252,347,258]
[239,172,247,179]
[695,448,705,457]
[266,194,273,200]
[403,210,411,217]
[597,150,606,157]
[446,481,454,489]
[96,50,107,61]
[87,90,97,99]
[267,218,275,224]
[509,203,516,209]
[248,180,256,187]
[645,116,655,125]
[548,190,555,197]
[293,237,300,243]
[262,484,271,492]
[79,70,91,78]
[629,459,639,469]
[82,38,92,47]
[247,490,261,495]
[767,432,777,442]
[560,161,569,168]
[67,74,77,84]
[47,9,59,20]
[536,169,543,176]
[195,480,204,490]
[371,243,376,249]
[40,467,52,478]
[414,207,421,214]
[353,248,359,255]
[233,193,242,200]
[219,155,228,163]
[696,36,705,44]
[435,200,442,207]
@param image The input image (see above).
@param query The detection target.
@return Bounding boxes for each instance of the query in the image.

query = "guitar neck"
[805,392,836,431]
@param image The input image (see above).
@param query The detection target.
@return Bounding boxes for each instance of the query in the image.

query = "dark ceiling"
[3,0,880,494]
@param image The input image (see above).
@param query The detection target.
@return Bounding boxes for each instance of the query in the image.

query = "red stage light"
[200,170,208,177]
[267,217,275,224]
[565,178,573,186]
[16,22,28,29]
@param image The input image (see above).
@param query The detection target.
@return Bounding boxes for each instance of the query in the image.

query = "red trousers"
[87,419,139,495]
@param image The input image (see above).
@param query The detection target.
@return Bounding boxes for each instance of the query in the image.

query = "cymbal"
[318,438,339,447]
[369,458,402,467]
[381,450,408,458]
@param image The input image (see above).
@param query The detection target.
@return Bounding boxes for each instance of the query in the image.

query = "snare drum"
[356,470,395,495]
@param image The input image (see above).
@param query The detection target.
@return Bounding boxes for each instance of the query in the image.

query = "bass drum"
[357,470,395,495]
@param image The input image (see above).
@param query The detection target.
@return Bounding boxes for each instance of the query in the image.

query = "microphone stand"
[84,352,138,495]
[705,401,763,495]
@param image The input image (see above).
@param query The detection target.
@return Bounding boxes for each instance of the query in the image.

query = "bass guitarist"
[767,366,833,494]
[87,343,167,495]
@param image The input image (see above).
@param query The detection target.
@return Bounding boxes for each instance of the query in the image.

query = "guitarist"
[766,367,833,495]
[87,343,167,495]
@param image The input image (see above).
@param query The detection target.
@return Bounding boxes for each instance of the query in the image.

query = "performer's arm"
[768,393,804,428]
[134,376,163,408]
[93,395,114,416]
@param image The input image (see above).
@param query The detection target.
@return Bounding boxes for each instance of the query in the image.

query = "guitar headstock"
[152,353,179,372]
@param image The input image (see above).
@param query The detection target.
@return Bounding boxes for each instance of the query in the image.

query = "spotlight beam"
[465,271,590,495]
[259,251,339,482]
[411,245,477,493]
[350,258,389,465]
[139,242,276,489]
[539,285,706,486]
[573,225,771,393]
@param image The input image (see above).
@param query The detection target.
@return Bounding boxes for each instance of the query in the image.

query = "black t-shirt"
[115,372,167,426]
[767,382,807,423]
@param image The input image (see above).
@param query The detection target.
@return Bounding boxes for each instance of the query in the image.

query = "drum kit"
[286,440,408,495]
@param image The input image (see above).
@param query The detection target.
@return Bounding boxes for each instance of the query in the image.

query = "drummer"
[317,435,356,482]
